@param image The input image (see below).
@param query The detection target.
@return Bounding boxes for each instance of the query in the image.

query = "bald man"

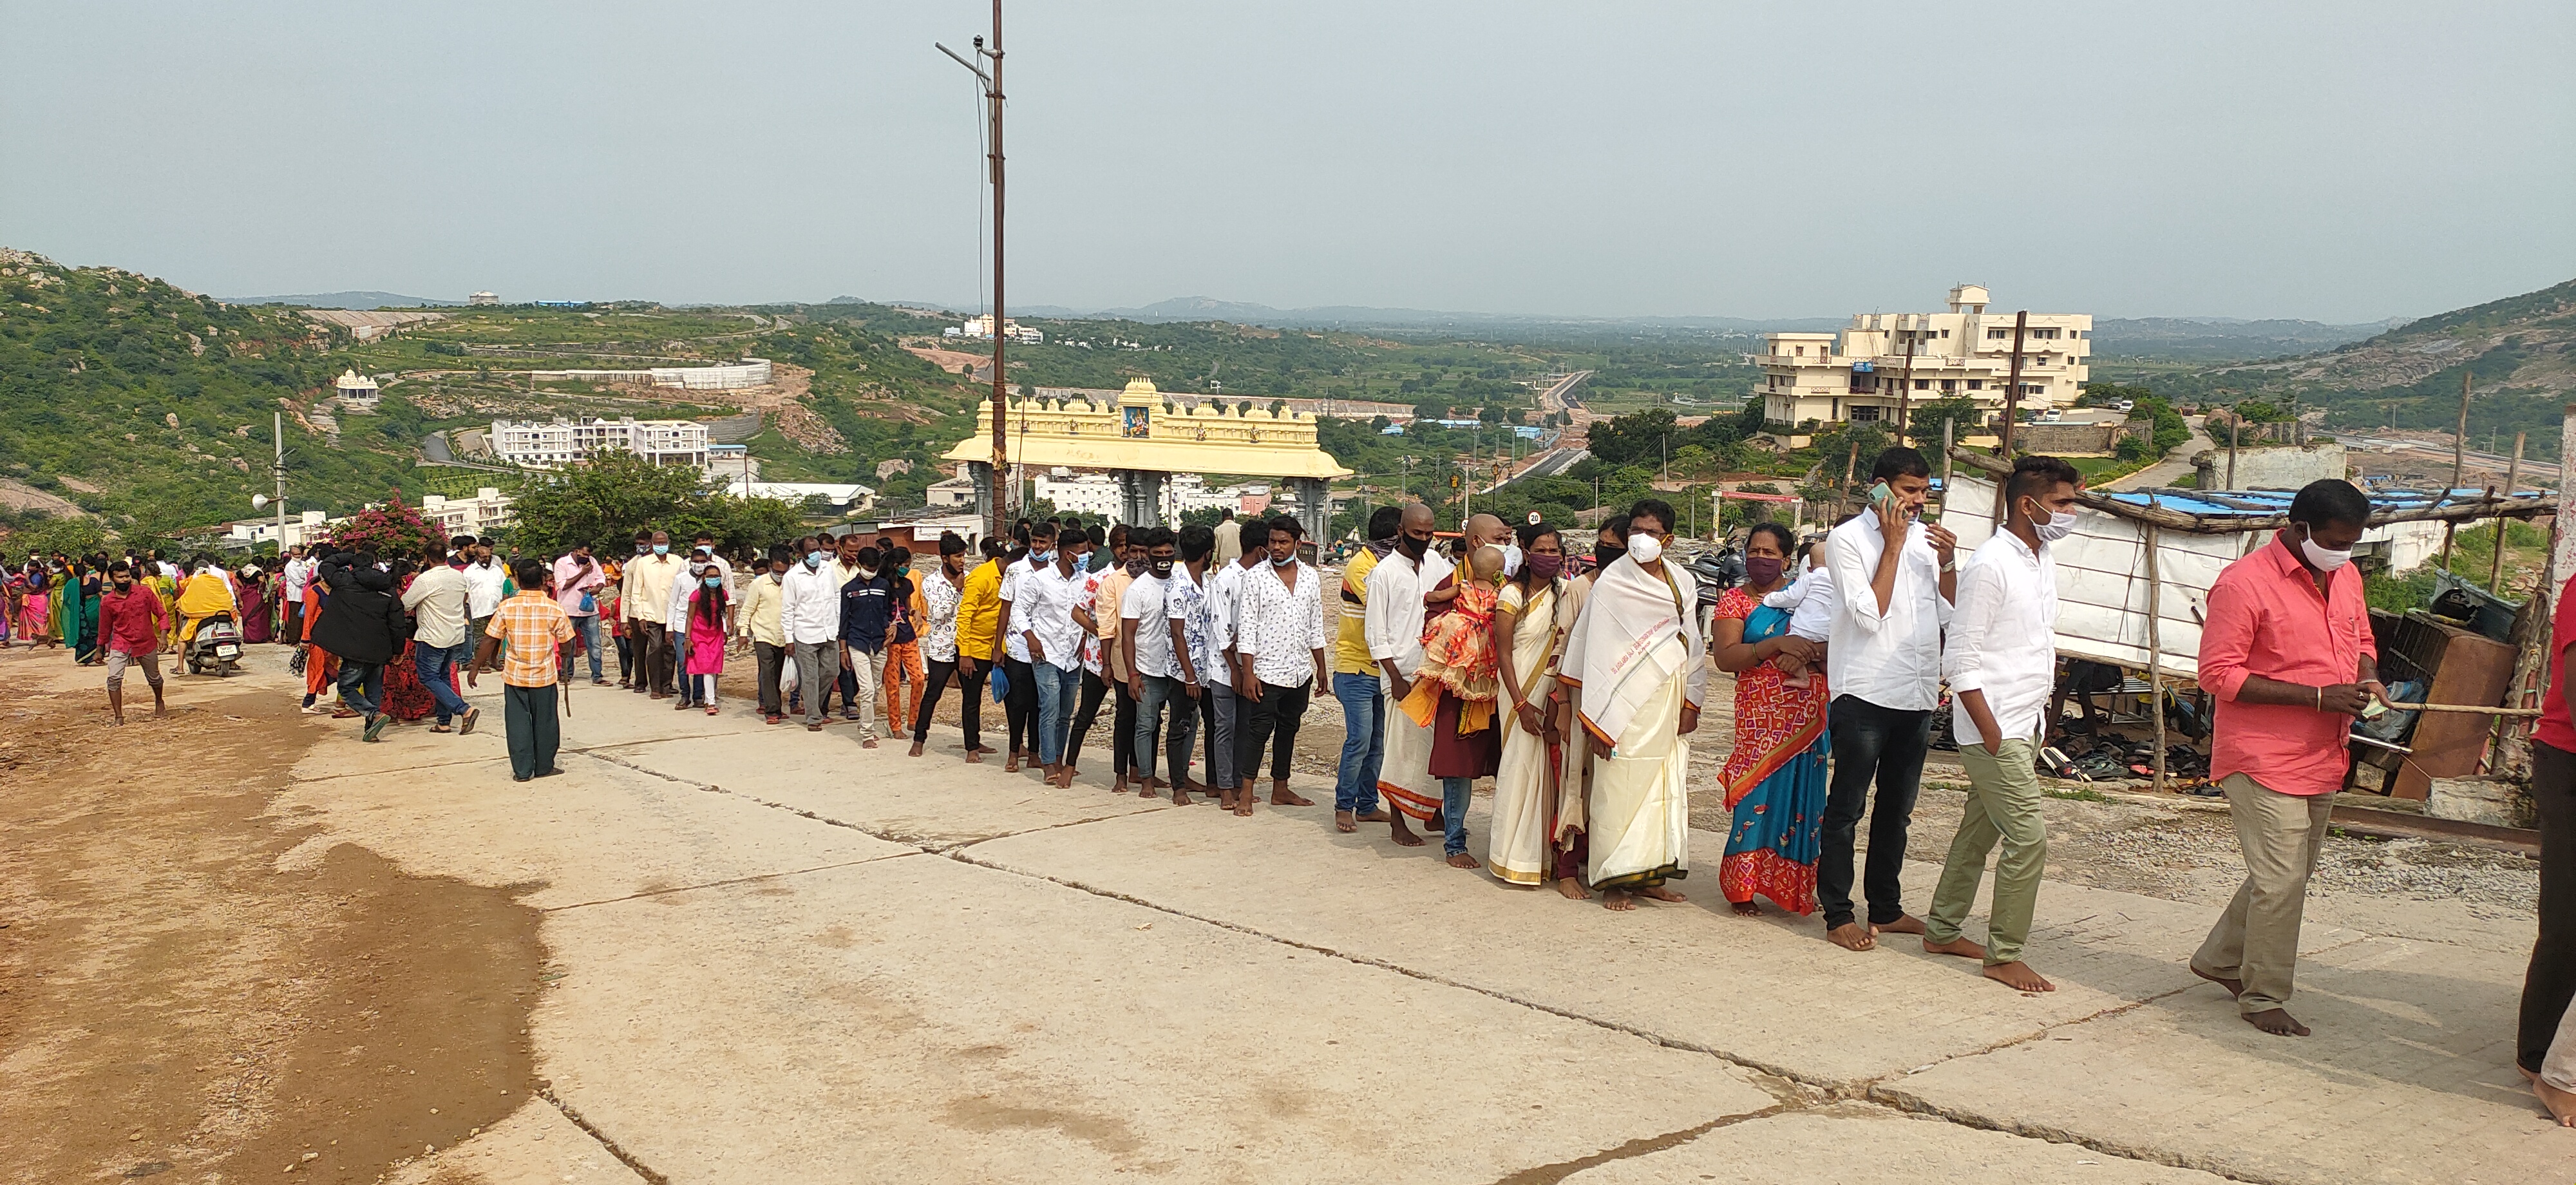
[1365,504,1455,846]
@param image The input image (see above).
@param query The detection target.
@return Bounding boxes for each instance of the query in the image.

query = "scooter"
[186,612,243,677]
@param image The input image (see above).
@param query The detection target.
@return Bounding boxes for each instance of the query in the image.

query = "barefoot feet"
[2190,965,2245,998]
[1730,899,1761,916]
[1876,914,1928,936]
[1983,961,2056,992]
[1923,936,1987,960]
[1826,922,1877,952]
[1557,877,1590,901]
[1636,886,1686,903]
[1602,889,1636,911]
[2537,1076,2576,1127]
[2241,1008,2311,1037]
[1445,851,1480,870]
[1334,810,1358,833]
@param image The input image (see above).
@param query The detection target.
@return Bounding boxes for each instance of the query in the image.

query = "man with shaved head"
[1364,503,1455,849]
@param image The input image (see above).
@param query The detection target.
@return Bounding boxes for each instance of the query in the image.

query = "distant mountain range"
[222,290,463,308]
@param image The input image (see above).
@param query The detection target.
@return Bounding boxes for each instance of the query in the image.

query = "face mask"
[1628,533,1664,564]
[1525,553,1563,581]
[1270,550,1294,568]
[1745,555,1784,585]
[115,579,133,591]
[1125,555,1144,574]
[2298,524,2353,573]
[1074,552,1092,574]
[1030,549,1054,566]
[703,576,724,589]
[804,551,824,568]
[1397,533,1428,560]
[635,544,650,556]
[2029,502,2076,544]
[1150,556,1175,578]
[1595,542,1622,569]
[1501,543,1523,578]
[652,544,670,556]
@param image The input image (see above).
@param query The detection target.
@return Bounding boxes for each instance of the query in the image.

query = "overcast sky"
[6,1,2570,322]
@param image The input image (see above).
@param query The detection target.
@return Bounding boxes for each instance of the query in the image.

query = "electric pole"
[273,410,287,550]
[938,5,1009,540]
[1998,310,2028,457]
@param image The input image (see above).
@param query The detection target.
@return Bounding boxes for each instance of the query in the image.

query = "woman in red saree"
[1710,522,1831,916]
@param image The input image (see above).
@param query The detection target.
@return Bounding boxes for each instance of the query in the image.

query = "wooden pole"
[2146,524,2166,793]
[2226,415,2239,490]
[1895,319,1918,431]
[2496,407,2576,781]
[1938,417,1955,517]
[1998,310,2029,457]
[2492,432,2526,594]
[2454,370,2472,495]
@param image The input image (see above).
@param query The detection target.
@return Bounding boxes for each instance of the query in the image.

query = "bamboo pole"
[1939,418,1955,517]
[2226,415,2239,490]
[1945,446,2550,535]
[2490,432,2524,594]
[2146,524,2166,793]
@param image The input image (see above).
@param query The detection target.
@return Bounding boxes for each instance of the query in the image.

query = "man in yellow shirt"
[951,536,1009,761]
[1331,506,1405,832]
[737,551,788,723]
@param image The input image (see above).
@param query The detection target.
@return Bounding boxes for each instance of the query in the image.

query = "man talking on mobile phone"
[1817,446,1957,953]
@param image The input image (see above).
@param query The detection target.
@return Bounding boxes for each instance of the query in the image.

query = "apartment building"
[1757,285,2090,446]
[488,416,710,468]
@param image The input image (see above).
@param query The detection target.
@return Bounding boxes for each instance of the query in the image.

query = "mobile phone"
[1868,480,1891,507]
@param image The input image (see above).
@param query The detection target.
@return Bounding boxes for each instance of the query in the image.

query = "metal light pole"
[272,411,287,549]
[938,6,1007,540]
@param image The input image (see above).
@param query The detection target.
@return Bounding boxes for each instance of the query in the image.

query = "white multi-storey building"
[1033,471,1123,518]
[1757,286,2091,446]
[488,416,710,468]
[945,314,1043,344]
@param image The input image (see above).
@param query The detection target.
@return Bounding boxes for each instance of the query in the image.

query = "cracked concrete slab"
[274,750,910,910]
[963,803,2359,1086]
[607,732,1167,848]
[1560,1103,2231,1183]
[386,1097,647,1185]
[1883,936,2576,1185]
[535,855,1779,1183]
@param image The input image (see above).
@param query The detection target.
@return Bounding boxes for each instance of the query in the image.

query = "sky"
[5,1,2571,323]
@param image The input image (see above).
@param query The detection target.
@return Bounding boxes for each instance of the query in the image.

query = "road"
[2105,415,2211,491]
[7,647,2564,1185]
[1492,442,1591,491]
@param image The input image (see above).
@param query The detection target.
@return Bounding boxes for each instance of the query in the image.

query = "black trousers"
[1237,679,1312,783]
[1819,694,1932,930]
[914,658,988,750]
[503,683,561,779]
[2523,741,2576,1073]
[753,641,786,716]
[1068,668,1121,774]
[1001,657,1036,755]
[636,621,674,695]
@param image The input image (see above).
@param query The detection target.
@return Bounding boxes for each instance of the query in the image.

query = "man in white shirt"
[457,535,507,637]
[1200,535,1262,810]
[780,535,844,731]
[1017,537,1089,787]
[1122,526,1195,801]
[1820,447,1958,953]
[1364,503,1456,847]
[996,526,1054,772]
[1924,455,2079,992]
[1235,516,1331,815]
[622,529,685,698]
[399,541,478,734]
[279,547,314,643]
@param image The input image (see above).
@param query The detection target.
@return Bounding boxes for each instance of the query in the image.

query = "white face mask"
[2028,501,2076,544]
[1501,543,1523,578]
[2298,524,2353,573]
[1627,533,1663,565]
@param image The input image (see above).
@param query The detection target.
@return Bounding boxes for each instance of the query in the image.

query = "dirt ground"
[0,650,544,1184]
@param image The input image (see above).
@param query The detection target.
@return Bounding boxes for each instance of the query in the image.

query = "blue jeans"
[1441,776,1473,856]
[1333,672,1385,815]
[413,640,473,725]
[1136,674,1200,786]
[1034,661,1081,764]
[563,614,603,682]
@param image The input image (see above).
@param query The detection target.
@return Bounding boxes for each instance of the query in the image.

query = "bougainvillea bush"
[325,493,444,558]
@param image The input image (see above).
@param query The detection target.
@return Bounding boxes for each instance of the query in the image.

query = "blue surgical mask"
[804,552,824,569]
[652,544,670,556]
[703,576,723,589]
[1030,549,1054,566]
[1271,553,1294,567]
[1074,552,1092,574]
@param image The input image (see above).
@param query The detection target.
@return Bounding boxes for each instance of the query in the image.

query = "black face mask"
[1150,556,1175,578]
[1397,533,1429,559]
[1595,542,1622,569]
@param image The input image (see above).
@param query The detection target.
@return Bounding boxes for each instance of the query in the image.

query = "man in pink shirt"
[553,543,611,685]
[2190,479,2387,1037]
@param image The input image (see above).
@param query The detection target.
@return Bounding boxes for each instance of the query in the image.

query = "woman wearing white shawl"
[1558,502,1708,911]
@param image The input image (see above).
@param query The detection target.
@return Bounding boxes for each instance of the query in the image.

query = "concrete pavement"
[231,652,2568,1182]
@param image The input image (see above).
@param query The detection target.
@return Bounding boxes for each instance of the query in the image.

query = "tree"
[1903,397,1984,451]
[327,494,444,558]
[1586,408,1678,466]
[509,450,802,557]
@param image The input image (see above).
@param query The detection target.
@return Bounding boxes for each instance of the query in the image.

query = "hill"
[0,248,430,545]
[227,291,464,309]
[2087,316,2396,362]
[2110,277,2576,457]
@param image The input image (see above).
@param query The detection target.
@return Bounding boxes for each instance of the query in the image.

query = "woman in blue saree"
[1709,522,1830,916]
